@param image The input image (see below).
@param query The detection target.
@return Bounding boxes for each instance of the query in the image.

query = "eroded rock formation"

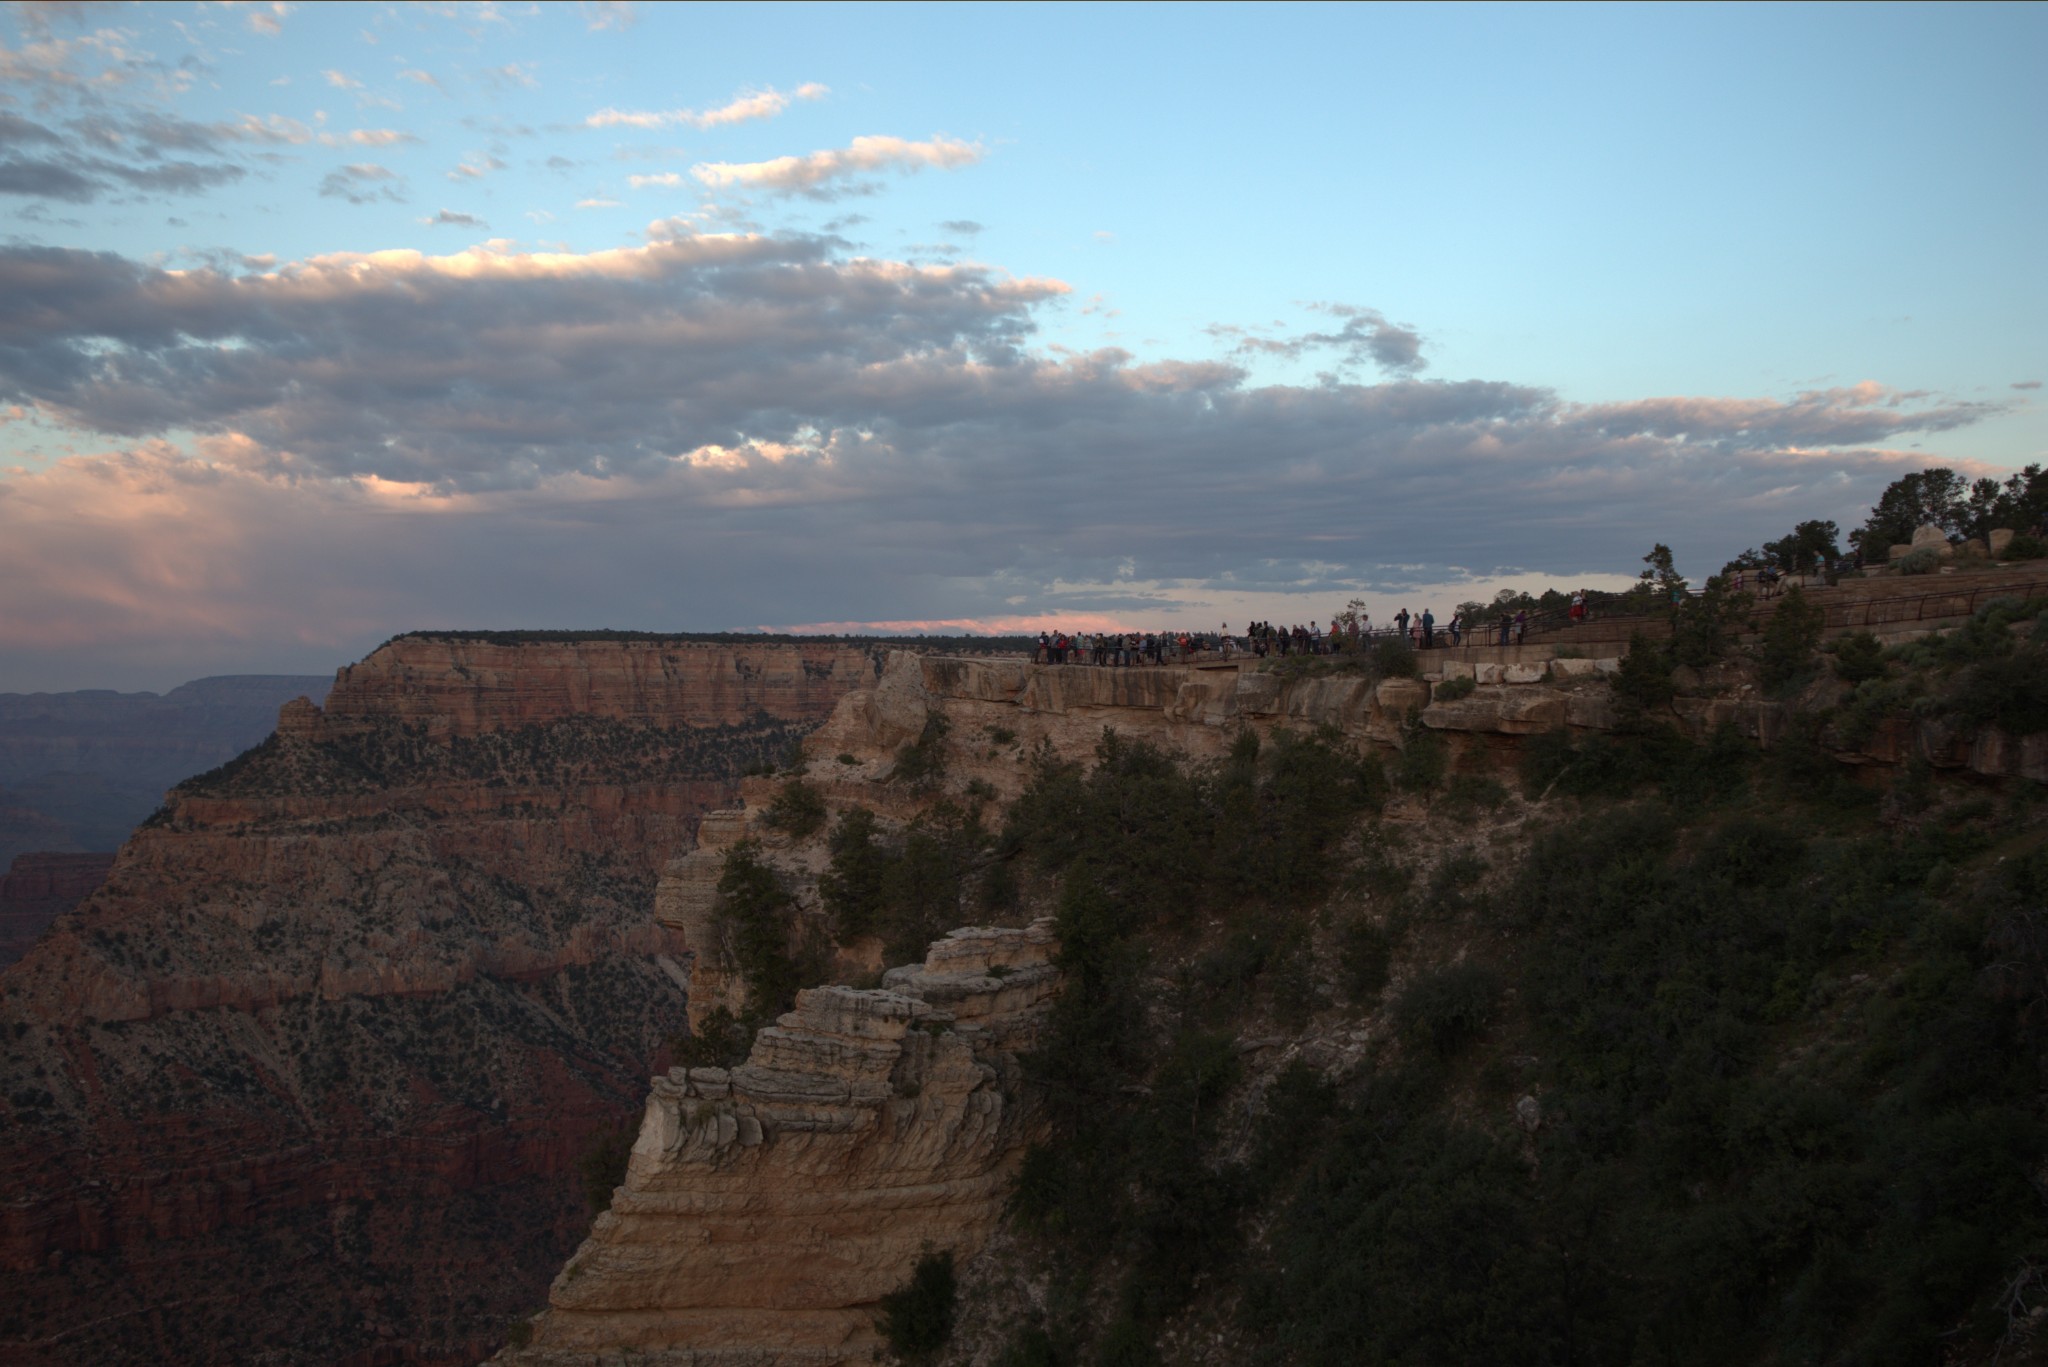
[500,920,1058,1367]
[0,637,874,1367]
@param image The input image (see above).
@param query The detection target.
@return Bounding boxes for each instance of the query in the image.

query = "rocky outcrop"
[0,638,872,1367]
[0,852,113,968]
[315,636,878,739]
[500,920,1058,1367]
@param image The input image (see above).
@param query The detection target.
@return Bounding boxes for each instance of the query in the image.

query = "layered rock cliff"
[501,921,1058,1366]
[0,638,876,1367]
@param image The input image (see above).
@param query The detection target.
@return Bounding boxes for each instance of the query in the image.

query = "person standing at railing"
[1421,607,1435,649]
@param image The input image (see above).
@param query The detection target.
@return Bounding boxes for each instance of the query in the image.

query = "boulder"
[1440,659,1476,682]
[1497,688,1567,733]
[1473,662,1505,685]
[1374,678,1428,715]
[1911,523,1948,552]
[1233,671,1283,716]
[1503,662,1548,685]
[1991,528,2017,557]
[1548,657,1599,680]
[1566,694,1617,730]
[1958,537,1987,558]
[1421,695,1504,732]
[1888,543,1914,563]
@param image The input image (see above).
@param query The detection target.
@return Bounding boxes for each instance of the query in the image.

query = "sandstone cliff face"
[0,638,873,1367]
[0,852,113,968]
[500,920,1058,1367]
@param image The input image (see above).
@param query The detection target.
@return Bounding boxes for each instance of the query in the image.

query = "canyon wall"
[0,637,877,1367]
[523,636,2048,1365]
[501,921,1058,1367]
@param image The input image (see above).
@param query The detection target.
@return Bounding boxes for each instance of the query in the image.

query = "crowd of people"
[1027,596,1601,667]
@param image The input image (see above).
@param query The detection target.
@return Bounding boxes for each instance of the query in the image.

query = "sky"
[0,0,2042,693]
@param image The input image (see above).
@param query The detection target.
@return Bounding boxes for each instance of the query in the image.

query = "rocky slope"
[0,637,877,1367]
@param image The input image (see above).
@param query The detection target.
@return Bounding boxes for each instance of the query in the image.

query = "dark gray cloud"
[0,232,2011,690]
[940,219,983,235]
[423,208,486,227]
[1211,303,1427,376]
[0,104,283,202]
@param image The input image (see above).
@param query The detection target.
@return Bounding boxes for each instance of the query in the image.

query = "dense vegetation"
[936,711,2048,1366]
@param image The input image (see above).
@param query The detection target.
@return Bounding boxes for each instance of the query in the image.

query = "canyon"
[0,675,333,865]
[6,573,2043,1366]
[0,636,879,1367]
[0,852,114,970]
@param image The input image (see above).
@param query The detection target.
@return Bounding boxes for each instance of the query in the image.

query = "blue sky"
[0,1,2041,690]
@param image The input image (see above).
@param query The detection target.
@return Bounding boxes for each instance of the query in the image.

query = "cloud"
[627,171,684,188]
[0,232,2012,690]
[322,69,362,91]
[1213,303,1427,376]
[481,62,537,90]
[399,68,442,91]
[242,2,291,36]
[10,2,124,38]
[579,0,636,30]
[316,161,404,203]
[692,133,982,199]
[585,82,828,131]
[324,127,417,147]
[2014,381,2042,391]
[940,219,984,236]
[447,153,505,180]
[420,208,485,227]
[574,196,620,208]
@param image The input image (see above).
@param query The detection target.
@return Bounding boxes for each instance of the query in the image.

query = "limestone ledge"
[501,920,1059,1367]
[286,638,879,740]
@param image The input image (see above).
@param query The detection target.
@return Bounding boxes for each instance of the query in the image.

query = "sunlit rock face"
[500,920,1059,1367]
[0,636,873,1367]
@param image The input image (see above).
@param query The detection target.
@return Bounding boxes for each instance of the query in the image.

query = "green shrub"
[1440,772,1508,816]
[2004,532,2047,560]
[712,840,804,1018]
[877,1248,957,1363]
[1759,585,1826,689]
[1433,674,1476,701]
[988,724,1018,745]
[1896,547,1940,575]
[763,778,826,838]
[893,713,951,787]
[1612,631,1675,719]
[819,807,887,938]
[837,752,859,765]
[1374,637,1419,678]
[1952,646,2048,734]
[1394,719,1447,792]
[1337,917,1395,1004]
[1394,961,1501,1059]
[669,1005,750,1069]
[1830,631,1886,683]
